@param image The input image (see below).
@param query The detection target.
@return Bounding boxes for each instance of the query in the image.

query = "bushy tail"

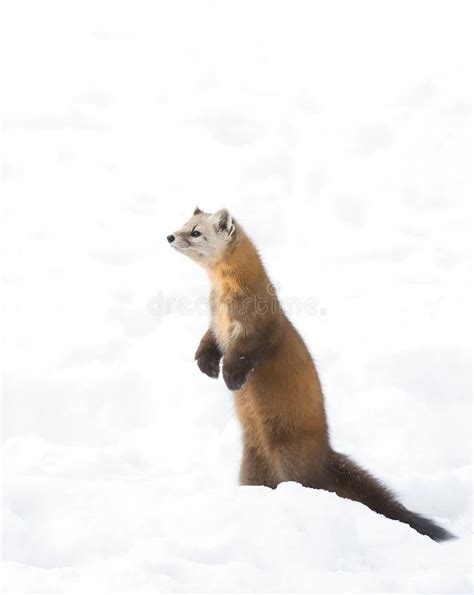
[326,450,454,542]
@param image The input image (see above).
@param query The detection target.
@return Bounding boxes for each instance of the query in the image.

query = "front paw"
[223,355,253,390]
[195,350,221,379]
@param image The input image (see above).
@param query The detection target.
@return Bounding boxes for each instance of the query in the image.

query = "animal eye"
[191,229,201,238]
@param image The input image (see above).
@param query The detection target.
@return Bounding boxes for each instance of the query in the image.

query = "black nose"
[167,234,175,244]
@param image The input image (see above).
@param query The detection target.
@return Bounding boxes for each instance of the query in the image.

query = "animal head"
[167,207,236,267]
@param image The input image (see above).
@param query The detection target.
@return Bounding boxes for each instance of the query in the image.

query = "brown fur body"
[205,231,329,487]
[171,210,453,542]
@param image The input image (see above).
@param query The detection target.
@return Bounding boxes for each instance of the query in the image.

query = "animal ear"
[211,209,235,236]
[193,206,203,215]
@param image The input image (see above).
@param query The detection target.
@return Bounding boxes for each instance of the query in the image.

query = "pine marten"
[167,207,454,542]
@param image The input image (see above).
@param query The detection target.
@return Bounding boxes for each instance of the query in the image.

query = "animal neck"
[207,229,267,298]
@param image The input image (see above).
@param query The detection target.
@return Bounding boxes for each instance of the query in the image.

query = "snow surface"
[2,1,472,592]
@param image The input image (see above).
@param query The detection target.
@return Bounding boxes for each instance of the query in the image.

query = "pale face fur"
[168,207,236,267]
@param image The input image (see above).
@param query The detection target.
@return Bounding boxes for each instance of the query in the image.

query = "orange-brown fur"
[207,229,330,487]
[174,211,453,542]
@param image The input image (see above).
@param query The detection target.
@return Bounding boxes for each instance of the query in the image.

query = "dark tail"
[325,450,455,542]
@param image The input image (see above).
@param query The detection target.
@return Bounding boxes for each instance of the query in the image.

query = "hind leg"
[271,434,329,488]
[240,444,278,488]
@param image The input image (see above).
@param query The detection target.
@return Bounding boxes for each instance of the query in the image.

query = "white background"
[2,1,472,592]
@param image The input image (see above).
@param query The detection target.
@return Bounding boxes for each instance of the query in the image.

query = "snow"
[2,1,472,592]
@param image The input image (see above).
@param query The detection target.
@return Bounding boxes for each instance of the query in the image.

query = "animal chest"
[211,294,242,352]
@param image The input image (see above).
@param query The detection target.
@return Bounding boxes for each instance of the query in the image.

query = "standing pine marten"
[167,207,454,542]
